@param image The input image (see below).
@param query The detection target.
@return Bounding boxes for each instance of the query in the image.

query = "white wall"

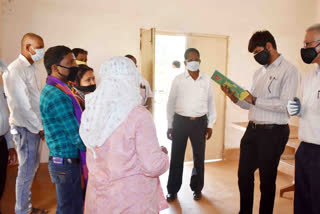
[0,0,319,161]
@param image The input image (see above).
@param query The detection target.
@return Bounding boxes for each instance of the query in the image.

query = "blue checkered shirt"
[40,84,86,158]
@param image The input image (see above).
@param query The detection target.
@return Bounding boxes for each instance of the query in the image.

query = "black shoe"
[166,193,177,202]
[193,191,202,200]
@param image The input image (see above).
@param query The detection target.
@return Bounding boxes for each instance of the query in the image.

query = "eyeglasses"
[304,40,320,47]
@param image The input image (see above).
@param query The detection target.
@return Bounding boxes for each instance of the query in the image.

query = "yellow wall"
[0,0,319,161]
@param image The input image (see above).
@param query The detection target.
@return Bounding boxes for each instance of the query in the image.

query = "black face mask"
[75,84,96,93]
[57,65,78,82]
[300,43,320,64]
[254,49,270,65]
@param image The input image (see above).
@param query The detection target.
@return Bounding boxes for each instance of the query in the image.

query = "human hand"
[161,146,168,154]
[8,148,17,166]
[167,129,173,140]
[206,128,213,140]
[220,85,238,103]
[39,130,45,140]
[287,97,301,116]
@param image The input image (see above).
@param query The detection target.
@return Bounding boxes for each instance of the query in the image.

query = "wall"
[0,0,319,161]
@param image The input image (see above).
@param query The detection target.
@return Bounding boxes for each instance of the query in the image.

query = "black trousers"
[294,142,320,214]
[238,123,289,214]
[167,114,207,194]
[0,136,8,200]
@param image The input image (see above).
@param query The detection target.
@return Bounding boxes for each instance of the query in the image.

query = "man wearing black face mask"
[221,31,299,214]
[287,24,320,214]
[40,46,86,214]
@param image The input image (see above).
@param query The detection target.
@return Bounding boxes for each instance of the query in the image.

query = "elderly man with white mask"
[80,56,169,214]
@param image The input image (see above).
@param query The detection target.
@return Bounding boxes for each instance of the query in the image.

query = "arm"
[220,85,251,110]
[167,78,177,129]
[4,130,14,149]
[254,68,299,113]
[236,100,251,110]
[207,82,216,128]
[50,94,86,151]
[136,110,169,177]
[4,71,42,130]
[145,81,153,111]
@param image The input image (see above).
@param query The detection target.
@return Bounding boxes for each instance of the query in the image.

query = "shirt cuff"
[254,98,262,108]
[207,123,213,129]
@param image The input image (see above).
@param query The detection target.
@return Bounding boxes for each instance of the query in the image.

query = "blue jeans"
[48,160,83,214]
[12,126,41,214]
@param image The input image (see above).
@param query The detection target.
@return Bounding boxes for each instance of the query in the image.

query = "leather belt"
[49,156,80,164]
[249,121,288,129]
[176,114,206,120]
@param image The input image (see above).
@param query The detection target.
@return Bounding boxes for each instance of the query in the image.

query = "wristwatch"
[252,97,257,105]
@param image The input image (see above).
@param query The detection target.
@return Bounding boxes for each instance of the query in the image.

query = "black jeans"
[294,142,320,214]
[238,123,289,214]
[167,114,207,194]
[0,136,8,200]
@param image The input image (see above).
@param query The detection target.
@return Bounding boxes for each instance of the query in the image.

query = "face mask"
[254,49,270,65]
[57,65,78,82]
[186,61,200,72]
[75,84,96,93]
[30,47,45,62]
[300,43,320,64]
[76,60,88,65]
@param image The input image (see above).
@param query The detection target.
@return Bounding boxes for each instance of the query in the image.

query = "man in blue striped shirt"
[40,46,85,214]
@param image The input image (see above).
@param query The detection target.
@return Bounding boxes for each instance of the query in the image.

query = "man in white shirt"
[221,31,299,214]
[124,55,153,111]
[3,33,46,214]
[0,69,17,209]
[287,23,320,214]
[166,48,216,201]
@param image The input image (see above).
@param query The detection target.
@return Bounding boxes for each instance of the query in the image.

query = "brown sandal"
[30,208,48,214]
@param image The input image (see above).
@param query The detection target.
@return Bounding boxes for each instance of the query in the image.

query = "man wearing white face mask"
[3,33,47,214]
[166,48,216,201]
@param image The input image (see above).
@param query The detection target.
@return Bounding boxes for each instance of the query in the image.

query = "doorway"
[140,29,229,161]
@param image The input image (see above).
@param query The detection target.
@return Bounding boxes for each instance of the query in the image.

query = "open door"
[140,28,155,113]
[184,34,229,161]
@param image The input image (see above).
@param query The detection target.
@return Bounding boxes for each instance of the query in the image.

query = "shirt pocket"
[198,83,208,101]
[311,88,320,113]
[265,76,280,97]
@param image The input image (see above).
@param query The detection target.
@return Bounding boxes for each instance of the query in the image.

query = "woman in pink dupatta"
[80,56,169,214]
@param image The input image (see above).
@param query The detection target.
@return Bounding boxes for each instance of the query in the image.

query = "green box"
[211,70,249,101]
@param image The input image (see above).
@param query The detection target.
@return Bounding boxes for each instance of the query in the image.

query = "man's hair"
[125,54,136,61]
[75,64,94,86]
[306,24,320,33]
[172,60,181,68]
[72,48,88,58]
[248,30,277,53]
[44,46,72,75]
[184,48,200,60]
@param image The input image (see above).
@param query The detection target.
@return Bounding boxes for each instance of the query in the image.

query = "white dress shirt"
[298,65,320,145]
[140,77,153,106]
[0,84,14,149]
[236,55,299,124]
[3,54,43,133]
[167,71,216,128]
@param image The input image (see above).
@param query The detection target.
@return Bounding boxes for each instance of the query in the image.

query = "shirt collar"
[184,70,202,79]
[19,54,33,67]
[264,54,283,70]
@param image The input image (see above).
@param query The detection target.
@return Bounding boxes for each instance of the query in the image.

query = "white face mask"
[30,47,45,62]
[186,61,200,72]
